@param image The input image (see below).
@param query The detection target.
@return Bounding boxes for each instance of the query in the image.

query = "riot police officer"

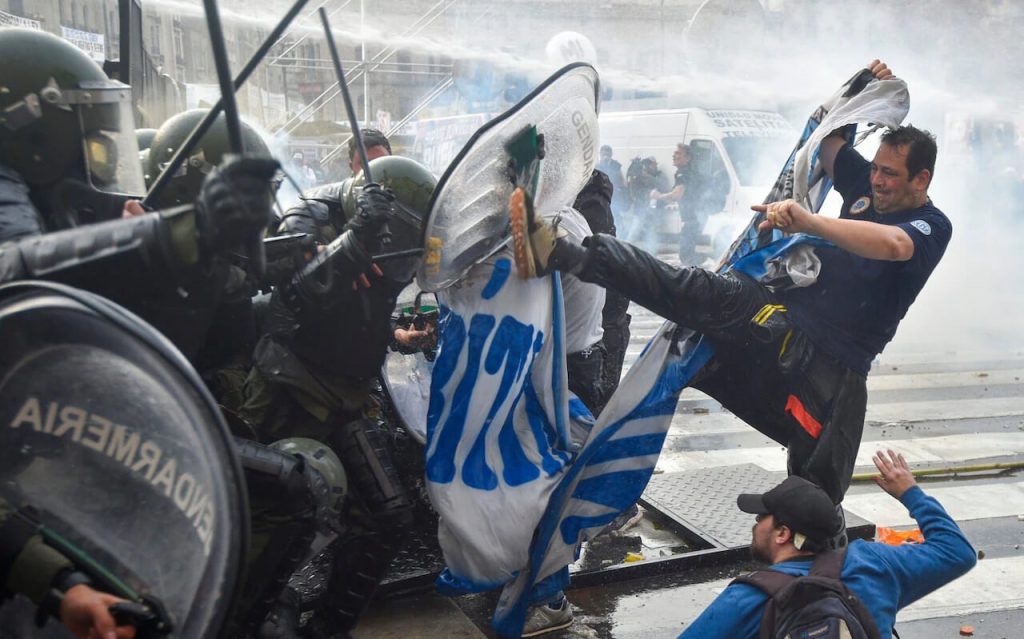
[125,108,404,638]
[239,155,437,635]
[0,29,278,635]
[0,29,278,340]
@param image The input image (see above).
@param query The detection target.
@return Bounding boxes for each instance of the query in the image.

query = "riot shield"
[382,351,432,446]
[0,281,248,638]
[381,284,437,445]
[417,63,600,291]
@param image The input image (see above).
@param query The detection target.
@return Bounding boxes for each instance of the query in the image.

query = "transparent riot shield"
[0,282,248,638]
[381,284,437,445]
[417,63,600,291]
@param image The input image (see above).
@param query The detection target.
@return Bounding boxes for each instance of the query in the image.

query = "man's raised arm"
[819,59,895,181]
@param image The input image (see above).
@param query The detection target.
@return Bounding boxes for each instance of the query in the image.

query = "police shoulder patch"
[850,196,871,215]
[909,220,932,236]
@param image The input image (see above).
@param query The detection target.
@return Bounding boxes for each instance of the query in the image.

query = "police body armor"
[279,182,347,245]
[0,281,248,638]
[251,156,437,632]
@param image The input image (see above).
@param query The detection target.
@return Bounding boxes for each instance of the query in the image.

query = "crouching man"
[678,450,977,639]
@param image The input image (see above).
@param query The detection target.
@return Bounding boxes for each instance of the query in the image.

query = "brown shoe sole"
[509,186,536,279]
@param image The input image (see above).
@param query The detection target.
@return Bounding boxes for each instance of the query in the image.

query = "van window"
[722,136,791,187]
[688,139,726,178]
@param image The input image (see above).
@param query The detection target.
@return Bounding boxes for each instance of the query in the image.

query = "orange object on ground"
[876,526,925,545]
[959,624,975,636]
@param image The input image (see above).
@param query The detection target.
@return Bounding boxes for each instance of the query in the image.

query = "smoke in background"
[144,0,1023,356]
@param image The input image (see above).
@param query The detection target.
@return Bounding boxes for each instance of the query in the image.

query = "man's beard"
[750,525,773,563]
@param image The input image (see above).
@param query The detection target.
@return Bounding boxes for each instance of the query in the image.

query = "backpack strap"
[808,545,848,579]
[810,547,884,639]
[732,570,796,597]
[731,570,797,639]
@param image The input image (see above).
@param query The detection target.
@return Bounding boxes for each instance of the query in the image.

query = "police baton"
[319,8,389,322]
[202,0,271,279]
[144,0,310,208]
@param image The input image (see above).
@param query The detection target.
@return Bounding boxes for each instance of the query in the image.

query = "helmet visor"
[68,81,145,196]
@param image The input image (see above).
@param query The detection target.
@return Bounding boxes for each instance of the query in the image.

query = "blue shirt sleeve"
[896,211,952,270]
[869,486,977,609]
[831,144,871,204]
[677,582,766,639]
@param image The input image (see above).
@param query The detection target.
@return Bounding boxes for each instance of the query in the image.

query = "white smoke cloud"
[146,0,1024,356]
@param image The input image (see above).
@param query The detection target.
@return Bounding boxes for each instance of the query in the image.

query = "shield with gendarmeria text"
[0,281,247,638]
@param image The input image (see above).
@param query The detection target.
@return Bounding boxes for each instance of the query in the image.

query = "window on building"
[172,19,185,65]
[149,20,161,57]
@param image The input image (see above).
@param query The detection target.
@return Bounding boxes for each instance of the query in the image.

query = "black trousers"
[576,234,867,503]
[678,208,702,265]
[600,288,631,408]
[567,341,607,416]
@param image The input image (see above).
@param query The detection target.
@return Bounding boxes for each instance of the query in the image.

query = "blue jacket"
[678,486,977,639]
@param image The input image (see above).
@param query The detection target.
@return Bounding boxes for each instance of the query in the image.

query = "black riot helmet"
[136,128,159,152]
[136,128,158,185]
[342,155,436,281]
[0,28,145,196]
[146,108,273,208]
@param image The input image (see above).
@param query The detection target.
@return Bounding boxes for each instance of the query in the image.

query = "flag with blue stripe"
[426,253,573,593]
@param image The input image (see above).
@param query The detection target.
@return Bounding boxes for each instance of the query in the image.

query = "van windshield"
[721,136,792,187]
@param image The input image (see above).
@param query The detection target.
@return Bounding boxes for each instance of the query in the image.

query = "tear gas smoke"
[143,0,1022,358]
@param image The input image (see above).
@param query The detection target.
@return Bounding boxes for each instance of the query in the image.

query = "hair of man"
[348,127,392,159]
[880,124,937,183]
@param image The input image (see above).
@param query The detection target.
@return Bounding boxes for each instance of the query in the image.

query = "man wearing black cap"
[677,450,977,639]
[740,475,845,560]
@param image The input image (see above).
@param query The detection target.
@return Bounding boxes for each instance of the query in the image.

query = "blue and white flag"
[427,254,572,593]
[722,72,909,267]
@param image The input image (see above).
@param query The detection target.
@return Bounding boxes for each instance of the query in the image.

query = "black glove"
[263,287,302,340]
[287,231,367,311]
[343,183,395,254]
[196,154,281,253]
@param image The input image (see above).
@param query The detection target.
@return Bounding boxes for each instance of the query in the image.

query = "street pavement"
[357,250,1024,639]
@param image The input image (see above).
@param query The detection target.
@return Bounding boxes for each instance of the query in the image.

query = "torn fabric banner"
[426,254,572,594]
[722,70,909,268]
[490,234,829,638]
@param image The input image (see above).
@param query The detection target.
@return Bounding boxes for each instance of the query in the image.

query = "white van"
[598,108,795,255]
